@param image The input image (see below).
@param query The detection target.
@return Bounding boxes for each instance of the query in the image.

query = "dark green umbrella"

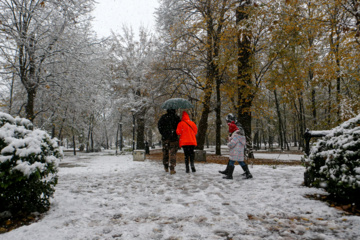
[161,98,194,110]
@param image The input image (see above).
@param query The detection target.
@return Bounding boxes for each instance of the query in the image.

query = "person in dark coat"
[157,109,181,174]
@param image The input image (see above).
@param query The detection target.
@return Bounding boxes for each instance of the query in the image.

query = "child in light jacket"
[223,126,253,180]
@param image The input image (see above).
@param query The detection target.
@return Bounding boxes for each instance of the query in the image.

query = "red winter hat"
[228,121,239,133]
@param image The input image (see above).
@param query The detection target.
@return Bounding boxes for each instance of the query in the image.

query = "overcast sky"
[91,0,160,38]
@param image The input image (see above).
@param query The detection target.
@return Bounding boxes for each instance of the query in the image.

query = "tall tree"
[236,0,254,157]
[109,26,159,150]
[156,0,234,153]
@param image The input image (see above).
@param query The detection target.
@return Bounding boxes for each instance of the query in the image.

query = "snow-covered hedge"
[0,113,63,214]
[304,114,360,204]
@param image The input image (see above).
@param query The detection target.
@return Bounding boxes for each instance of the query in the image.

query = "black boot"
[223,166,234,179]
[164,163,169,172]
[190,153,196,172]
[185,157,190,173]
[219,160,230,175]
[170,166,176,175]
[241,164,253,179]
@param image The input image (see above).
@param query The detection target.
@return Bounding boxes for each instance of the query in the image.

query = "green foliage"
[304,114,360,204]
[0,113,63,214]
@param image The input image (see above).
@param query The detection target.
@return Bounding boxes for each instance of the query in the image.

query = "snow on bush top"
[0,112,33,130]
[0,112,62,178]
[308,114,360,157]
[305,114,360,201]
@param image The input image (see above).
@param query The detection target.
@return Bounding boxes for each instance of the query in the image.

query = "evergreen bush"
[304,114,360,204]
[0,113,62,214]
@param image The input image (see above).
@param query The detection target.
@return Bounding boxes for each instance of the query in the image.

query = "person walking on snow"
[223,122,253,180]
[219,113,238,175]
[158,109,181,174]
[176,111,198,173]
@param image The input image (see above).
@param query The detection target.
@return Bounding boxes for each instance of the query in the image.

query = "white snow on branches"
[0,113,62,178]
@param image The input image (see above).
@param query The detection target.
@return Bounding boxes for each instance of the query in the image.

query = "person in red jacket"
[176,111,198,173]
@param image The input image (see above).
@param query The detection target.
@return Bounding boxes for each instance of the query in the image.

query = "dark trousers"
[229,160,246,167]
[182,146,195,160]
[162,139,178,167]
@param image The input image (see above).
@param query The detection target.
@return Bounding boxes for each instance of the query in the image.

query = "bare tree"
[0,0,94,121]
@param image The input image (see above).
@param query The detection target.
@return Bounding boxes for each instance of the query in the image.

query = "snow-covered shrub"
[0,113,63,214]
[304,114,360,204]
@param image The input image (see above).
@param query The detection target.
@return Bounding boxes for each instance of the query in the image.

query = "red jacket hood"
[181,111,190,121]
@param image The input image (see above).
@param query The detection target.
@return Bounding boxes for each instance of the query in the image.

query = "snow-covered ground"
[2,151,359,240]
[252,153,303,161]
[205,146,303,161]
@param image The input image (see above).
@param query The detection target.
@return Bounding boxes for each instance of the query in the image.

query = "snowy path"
[205,146,303,161]
[2,152,360,240]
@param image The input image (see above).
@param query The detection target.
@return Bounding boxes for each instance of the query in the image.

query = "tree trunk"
[25,88,36,121]
[194,0,227,151]
[147,128,152,147]
[311,87,317,128]
[336,59,341,123]
[196,84,213,150]
[106,129,109,150]
[293,127,297,147]
[51,124,56,139]
[115,123,119,155]
[237,100,254,157]
[292,97,301,150]
[214,3,226,155]
[206,133,210,149]
[215,72,222,155]
[72,134,76,156]
[86,122,91,152]
[298,94,306,150]
[8,73,15,114]
[103,114,109,150]
[58,124,63,142]
[91,130,94,152]
[253,131,259,150]
[236,0,254,158]
[58,107,68,142]
[327,83,332,127]
[263,128,267,150]
[274,89,284,150]
[119,123,123,151]
[282,100,290,150]
[25,34,37,122]
[136,114,145,150]
[335,41,341,123]
[196,10,215,150]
